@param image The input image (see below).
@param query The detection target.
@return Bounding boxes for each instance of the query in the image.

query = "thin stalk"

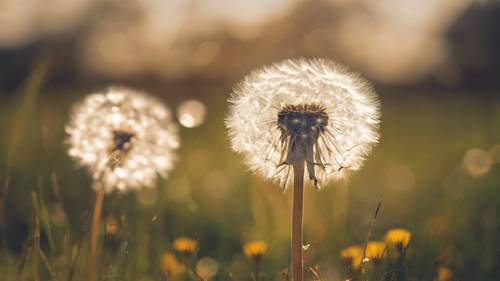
[254,257,262,281]
[292,162,305,281]
[183,253,191,281]
[360,200,382,281]
[89,189,105,281]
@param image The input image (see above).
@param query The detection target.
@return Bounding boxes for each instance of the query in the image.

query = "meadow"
[1,1,500,280]
[0,59,499,281]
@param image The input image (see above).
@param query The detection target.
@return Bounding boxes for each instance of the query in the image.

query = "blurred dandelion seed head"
[243,240,268,259]
[226,59,380,188]
[173,237,198,255]
[66,87,179,193]
[196,257,219,280]
[339,245,363,270]
[384,228,411,251]
[463,148,492,177]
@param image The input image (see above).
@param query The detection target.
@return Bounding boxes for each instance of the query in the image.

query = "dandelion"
[226,59,380,188]
[161,252,186,277]
[226,59,380,281]
[340,245,363,270]
[437,266,453,281]
[196,257,219,280]
[243,240,268,259]
[244,240,268,281]
[365,241,387,262]
[173,237,198,255]
[66,87,179,193]
[385,228,411,254]
[66,87,179,281]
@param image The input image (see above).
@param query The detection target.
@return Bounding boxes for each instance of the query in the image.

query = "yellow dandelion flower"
[340,245,363,270]
[161,252,185,276]
[385,228,411,250]
[173,237,198,254]
[243,240,268,258]
[365,241,386,261]
[438,266,453,281]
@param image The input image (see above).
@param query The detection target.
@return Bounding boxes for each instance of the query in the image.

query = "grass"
[0,64,499,280]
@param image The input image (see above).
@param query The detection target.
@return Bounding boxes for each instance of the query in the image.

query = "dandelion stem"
[89,188,105,281]
[292,161,305,281]
[255,257,262,281]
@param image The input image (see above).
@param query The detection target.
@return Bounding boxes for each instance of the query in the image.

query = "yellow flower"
[243,240,268,258]
[339,245,363,270]
[365,241,387,261]
[161,252,185,276]
[173,237,198,254]
[438,266,453,281]
[385,228,411,250]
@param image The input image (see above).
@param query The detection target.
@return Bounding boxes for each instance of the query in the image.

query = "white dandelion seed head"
[66,87,179,193]
[226,58,380,189]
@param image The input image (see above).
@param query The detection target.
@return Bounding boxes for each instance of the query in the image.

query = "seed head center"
[112,130,135,152]
[278,104,328,137]
[277,104,329,186]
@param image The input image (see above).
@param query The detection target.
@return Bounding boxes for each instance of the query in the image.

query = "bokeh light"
[177,99,207,128]
[463,148,492,177]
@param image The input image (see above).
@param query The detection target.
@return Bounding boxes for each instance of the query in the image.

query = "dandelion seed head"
[66,87,178,193]
[196,257,219,280]
[226,59,380,188]
[463,148,492,177]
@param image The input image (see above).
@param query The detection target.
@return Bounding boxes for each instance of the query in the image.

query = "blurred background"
[0,0,500,280]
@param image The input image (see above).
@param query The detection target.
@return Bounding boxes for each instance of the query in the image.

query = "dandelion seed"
[173,237,198,255]
[340,245,363,270]
[385,228,411,253]
[66,87,179,193]
[243,240,268,259]
[226,59,380,189]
